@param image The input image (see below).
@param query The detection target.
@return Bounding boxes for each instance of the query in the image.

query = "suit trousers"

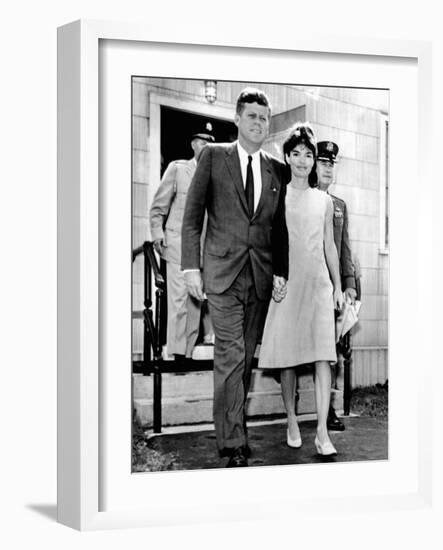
[207,260,270,451]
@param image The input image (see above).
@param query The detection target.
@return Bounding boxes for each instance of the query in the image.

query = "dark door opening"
[160,106,237,176]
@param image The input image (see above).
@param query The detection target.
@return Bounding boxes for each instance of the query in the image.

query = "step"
[134,389,285,426]
[136,342,259,363]
[133,368,345,400]
[133,381,343,428]
[135,344,345,395]
[133,370,281,399]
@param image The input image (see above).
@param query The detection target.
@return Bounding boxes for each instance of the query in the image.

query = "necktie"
[245,155,254,217]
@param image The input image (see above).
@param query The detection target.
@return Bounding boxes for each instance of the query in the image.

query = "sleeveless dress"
[258,186,337,368]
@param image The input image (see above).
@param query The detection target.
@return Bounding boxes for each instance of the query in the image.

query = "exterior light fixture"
[204,80,217,103]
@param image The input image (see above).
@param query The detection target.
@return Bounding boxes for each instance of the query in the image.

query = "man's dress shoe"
[220,445,251,458]
[226,446,248,467]
[327,410,345,432]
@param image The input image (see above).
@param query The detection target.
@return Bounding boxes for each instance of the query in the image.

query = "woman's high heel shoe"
[314,435,337,456]
[287,429,302,448]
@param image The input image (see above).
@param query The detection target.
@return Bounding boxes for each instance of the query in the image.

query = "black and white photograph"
[131,77,389,472]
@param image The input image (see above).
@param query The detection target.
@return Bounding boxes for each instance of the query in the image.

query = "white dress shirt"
[236,141,262,213]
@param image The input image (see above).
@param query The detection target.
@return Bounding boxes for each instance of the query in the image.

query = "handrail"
[132,240,165,432]
[132,241,165,290]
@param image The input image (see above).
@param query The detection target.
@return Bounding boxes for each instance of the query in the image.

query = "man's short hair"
[236,87,272,116]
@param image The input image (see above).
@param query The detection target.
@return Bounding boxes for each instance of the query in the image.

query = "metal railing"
[338,332,352,415]
[132,241,165,433]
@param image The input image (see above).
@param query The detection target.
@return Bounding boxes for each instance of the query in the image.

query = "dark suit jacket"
[181,142,289,300]
[330,193,356,291]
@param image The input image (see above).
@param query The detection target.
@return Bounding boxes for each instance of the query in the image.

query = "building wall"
[303,86,389,386]
[132,78,389,387]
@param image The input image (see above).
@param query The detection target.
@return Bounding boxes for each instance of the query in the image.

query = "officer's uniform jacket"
[150,158,196,265]
[150,157,207,356]
[329,193,356,291]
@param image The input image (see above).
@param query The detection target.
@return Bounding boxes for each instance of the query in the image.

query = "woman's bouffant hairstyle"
[282,122,318,187]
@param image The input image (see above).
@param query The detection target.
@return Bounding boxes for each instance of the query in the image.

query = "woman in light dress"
[258,123,343,455]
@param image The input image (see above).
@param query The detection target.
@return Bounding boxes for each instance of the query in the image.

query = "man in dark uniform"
[317,141,356,432]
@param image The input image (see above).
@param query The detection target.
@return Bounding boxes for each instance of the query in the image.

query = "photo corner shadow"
[26,503,58,522]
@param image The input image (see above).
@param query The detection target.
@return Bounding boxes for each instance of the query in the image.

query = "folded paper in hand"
[335,300,361,342]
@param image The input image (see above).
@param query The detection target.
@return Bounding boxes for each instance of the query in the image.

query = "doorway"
[160,106,237,175]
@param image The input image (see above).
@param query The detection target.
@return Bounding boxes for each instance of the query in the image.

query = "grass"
[132,418,180,472]
[350,382,388,418]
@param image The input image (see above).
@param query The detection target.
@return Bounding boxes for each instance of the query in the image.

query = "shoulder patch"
[334,207,343,218]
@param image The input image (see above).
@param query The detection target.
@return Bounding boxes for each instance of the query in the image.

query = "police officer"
[317,140,357,431]
[150,124,215,359]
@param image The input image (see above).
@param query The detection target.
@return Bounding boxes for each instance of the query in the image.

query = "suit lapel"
[252,153,278,221]
[225,143,249,215]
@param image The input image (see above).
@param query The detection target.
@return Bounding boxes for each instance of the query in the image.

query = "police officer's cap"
[317,141,339,162]
[192,122,215,142]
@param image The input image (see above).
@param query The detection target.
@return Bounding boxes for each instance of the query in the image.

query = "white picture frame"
[57,19,433,531]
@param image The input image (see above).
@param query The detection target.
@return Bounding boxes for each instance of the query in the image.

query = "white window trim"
[379,113,389,254]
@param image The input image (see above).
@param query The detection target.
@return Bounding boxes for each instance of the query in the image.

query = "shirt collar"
[237,141,261,163]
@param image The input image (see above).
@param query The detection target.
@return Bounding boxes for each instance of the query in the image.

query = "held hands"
[272,276,287,303]
[184,271,205,301]
[334,288,345,311]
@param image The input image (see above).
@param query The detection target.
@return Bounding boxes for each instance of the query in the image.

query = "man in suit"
[317,140,357,432]
[150,125,215,359]
[182,88,289,467]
